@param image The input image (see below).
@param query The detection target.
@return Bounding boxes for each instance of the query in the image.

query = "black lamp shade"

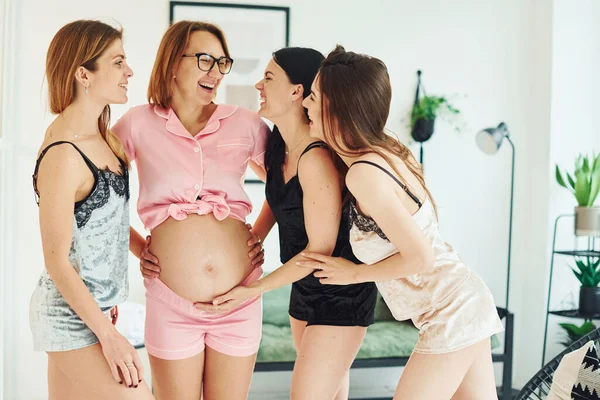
[476,122,509,154]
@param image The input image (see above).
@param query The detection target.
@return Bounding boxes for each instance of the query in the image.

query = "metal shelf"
[554,250,600,257]
[542,214,600,366]
[548,309,600,320]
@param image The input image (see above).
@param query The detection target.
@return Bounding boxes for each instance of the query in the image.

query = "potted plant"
[559,321,596,347]
[410,95,460,143]
[571,256,600,315]
[556,153,600,236]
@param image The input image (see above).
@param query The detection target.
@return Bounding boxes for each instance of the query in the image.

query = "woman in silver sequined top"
[29,20,153,399]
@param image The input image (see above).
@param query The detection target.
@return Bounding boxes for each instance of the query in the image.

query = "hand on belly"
[148,214,256,302]
[194,284,261,314]
[158,257,254,303]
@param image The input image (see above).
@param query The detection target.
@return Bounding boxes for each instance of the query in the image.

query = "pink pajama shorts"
[143,267,263,360]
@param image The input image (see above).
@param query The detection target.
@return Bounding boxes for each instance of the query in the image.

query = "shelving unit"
[541,214,600,366]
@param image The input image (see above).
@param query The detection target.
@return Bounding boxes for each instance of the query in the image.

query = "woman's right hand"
[140,235,160,279]
[246,223,265,268]
[99,328,144,388]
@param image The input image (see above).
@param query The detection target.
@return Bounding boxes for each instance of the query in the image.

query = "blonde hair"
[46,20,129,167]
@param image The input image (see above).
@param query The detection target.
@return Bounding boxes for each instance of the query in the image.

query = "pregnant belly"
[149,213,254,302]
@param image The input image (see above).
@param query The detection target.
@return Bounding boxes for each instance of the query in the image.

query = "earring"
[85,86,88,94]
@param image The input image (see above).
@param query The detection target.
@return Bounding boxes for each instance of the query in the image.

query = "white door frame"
[1,0,18,398]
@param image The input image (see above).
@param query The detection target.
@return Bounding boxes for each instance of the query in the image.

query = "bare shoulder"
[40,119,72,151]
[347,152,412,199]
[346,153,389,190]
[298,142,332,165]
[297,142,337,179]
[35,139,87,187]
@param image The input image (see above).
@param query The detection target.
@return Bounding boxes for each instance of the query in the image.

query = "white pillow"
[548,340,594,400]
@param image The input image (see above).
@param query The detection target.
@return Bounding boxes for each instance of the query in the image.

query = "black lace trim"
[103,168,128,199]
[75,169,129,229]
[348,199,389,241]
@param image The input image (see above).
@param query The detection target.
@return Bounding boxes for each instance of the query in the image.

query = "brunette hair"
[318,45,436,214]
[264,47,325,185]
[46,19,129,166]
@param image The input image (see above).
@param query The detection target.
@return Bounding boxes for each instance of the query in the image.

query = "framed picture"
[170,2,290,183]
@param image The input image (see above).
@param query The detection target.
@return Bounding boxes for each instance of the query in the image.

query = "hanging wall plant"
[410,95,460,142]
[409,70,461,166]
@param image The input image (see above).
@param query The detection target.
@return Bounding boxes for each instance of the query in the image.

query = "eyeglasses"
[181,53,234,75]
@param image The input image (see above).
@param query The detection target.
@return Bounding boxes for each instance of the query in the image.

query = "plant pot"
[579,286,600,315]
[411,118,435,143]
[575,206,600,237]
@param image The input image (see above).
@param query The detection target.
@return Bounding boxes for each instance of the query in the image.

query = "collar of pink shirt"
[152,103,238,139]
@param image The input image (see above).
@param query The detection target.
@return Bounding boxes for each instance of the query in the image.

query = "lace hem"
[348,199,388,241]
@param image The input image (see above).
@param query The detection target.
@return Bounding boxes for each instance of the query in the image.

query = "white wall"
[542,0,600,365]
[0,2,170,399]
[3,0,596,398]
[0,0,8,397]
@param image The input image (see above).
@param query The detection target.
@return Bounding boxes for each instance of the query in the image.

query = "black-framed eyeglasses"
[181,53,234,75]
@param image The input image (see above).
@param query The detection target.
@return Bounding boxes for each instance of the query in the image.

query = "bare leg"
[202,346,257,400]
[48,344,154,400]
[290,323,366,400]
[149,351,204,400]
[290,317,352,400]
[393,338,495,400]
[452,338,497,400]
[289,316,308,353]
[48,357,80,400]
[334,371,351,400]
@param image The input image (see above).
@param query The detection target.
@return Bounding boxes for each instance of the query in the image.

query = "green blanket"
[257,283,500,364]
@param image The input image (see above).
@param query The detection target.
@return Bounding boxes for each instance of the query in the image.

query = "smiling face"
[85,39,133,105]
[173,30,227,106]
[302,73,324,140]
[255,58,304,122]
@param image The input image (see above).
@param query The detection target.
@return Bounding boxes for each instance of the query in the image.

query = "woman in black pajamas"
[195,47,377,400]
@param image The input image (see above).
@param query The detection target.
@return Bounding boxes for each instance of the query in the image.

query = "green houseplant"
[559,321,596,347]
[410,95,460,143]
[556,153,600,236]
[571,256,600,314]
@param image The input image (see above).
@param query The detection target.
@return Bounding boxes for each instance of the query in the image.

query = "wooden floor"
[349,387,519,400]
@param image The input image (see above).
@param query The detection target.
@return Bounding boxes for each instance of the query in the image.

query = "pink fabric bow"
[167,194,231,221]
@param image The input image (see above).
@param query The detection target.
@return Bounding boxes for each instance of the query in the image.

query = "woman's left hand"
[194,285,260,314]
[296,252,362,285]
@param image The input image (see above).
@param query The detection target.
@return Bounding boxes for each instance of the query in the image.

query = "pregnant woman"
[113,21,268,400]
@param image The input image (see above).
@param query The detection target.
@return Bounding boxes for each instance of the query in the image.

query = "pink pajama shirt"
[113,103,270,359]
